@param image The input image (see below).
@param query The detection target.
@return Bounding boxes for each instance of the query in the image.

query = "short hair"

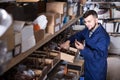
[83,10,98,18]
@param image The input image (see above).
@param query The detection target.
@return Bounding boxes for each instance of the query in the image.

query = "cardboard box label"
[64,7,67,13]
[56,18,61,25]
[55,25,60,32]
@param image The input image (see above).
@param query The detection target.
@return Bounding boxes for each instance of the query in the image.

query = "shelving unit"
[85,1,120,9]
[86,2,120,4]
[0,16,81,75]
[0,1,86,79]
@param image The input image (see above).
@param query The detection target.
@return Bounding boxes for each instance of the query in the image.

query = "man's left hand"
[75,39,84,50]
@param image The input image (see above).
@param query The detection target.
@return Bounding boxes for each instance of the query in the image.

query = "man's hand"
[60,40,70,50]
[75,39,84,50]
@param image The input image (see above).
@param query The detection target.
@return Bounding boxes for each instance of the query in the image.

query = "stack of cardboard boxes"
[45,2,67,34]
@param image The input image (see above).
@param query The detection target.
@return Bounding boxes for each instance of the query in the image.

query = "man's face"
[84,15,98,31]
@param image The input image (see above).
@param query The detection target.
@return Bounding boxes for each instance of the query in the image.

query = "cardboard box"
[80,0,86,5]
[5,51,13,63]
[31,50,60,67]
[59,14,65,28]
[103,22,114,33]
[43,12,61,34]
[21,25,36,53]
[112,8,120,18]
[47,23,60,34]
[34,29,45,43]
[0,25,15,51]
[98,9,110,19]
[23,57,50,80]
[61,14,65,23]
[22,50,60,80]
[46,2,67,14]
[67,63,82,75]
[47,60,84,79]
[14,44,21,56]
[15,31,22,46]
[60,52,75,63]
[58,47,78,63]
[69,59,84,73]
[68,4,77,16]
[44,12,61,26]
[68,6,74,16]
[14,31,21,56]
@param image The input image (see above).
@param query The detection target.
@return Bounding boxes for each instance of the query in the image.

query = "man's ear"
[96,18,98,23]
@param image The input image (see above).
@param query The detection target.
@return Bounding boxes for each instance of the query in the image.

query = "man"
[60,10,110,80]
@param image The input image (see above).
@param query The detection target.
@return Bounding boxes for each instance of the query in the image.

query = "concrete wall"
[107,55,120,80]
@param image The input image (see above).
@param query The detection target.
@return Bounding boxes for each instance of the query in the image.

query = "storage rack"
[0,16,81,75]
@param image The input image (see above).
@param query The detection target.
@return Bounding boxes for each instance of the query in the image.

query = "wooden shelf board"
[16,0,39,2]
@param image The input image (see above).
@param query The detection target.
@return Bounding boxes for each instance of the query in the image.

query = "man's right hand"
[59,40,70,50]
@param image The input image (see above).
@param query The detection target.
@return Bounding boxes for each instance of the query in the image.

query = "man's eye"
[84,21,91,24]
[84,21,86,24]
[87,21,91,23]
